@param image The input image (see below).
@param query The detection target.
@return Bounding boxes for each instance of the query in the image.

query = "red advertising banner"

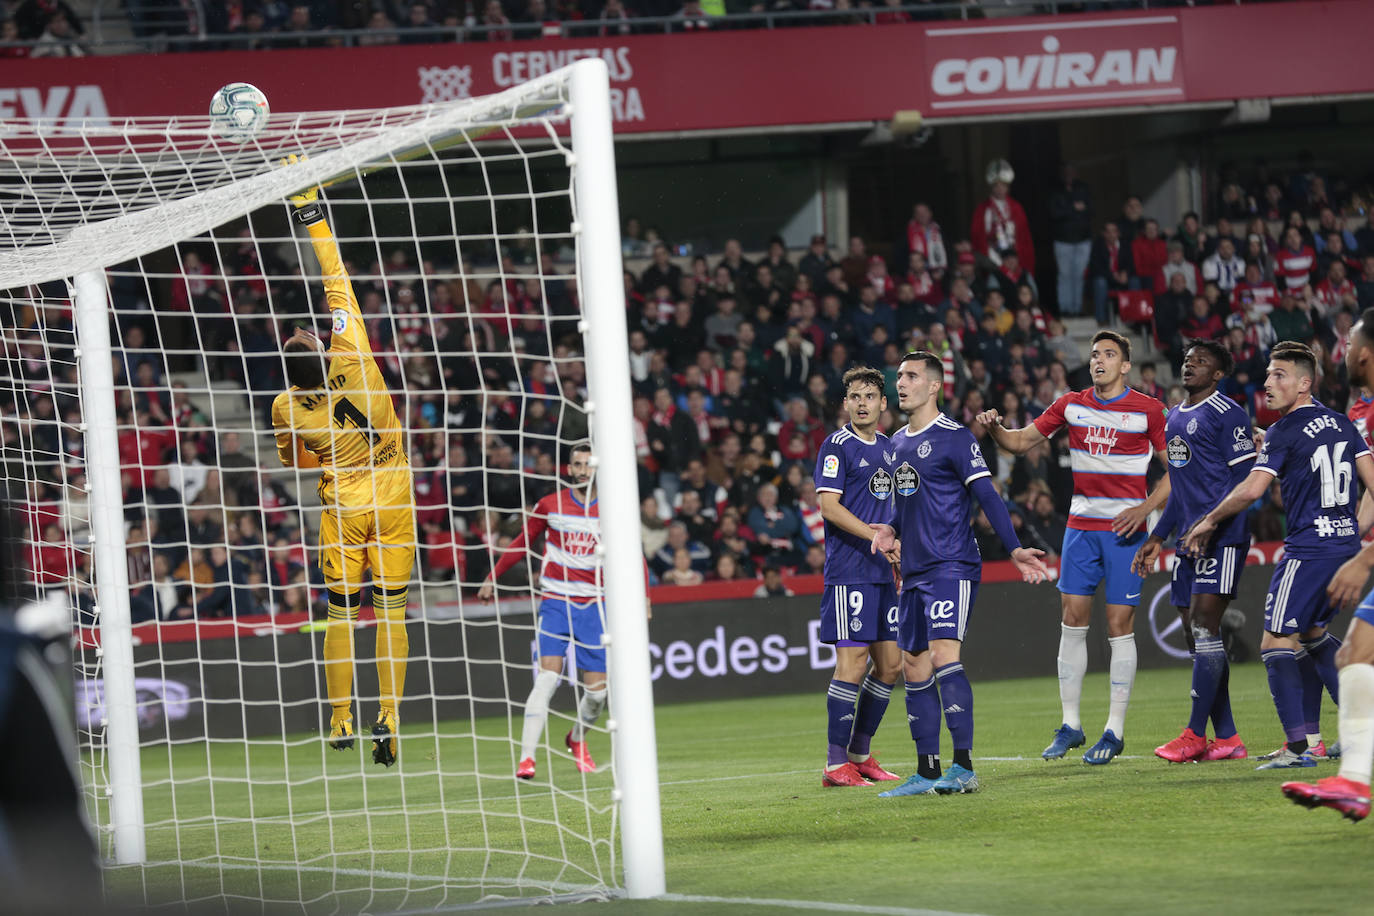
[1,1,1371,135]
[922,14,1185,117]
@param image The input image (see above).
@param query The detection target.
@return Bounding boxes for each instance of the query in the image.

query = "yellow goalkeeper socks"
[373,586,410,714]
[324,589,360,716]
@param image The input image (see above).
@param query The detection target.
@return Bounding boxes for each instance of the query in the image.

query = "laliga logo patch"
[1167,435,1191,467]
[821,454,840,478]
[868,467,893,500]
[331,309,348,334]
[1186,417,1198,435]
[894,461,919,497]
[917,440,932,459]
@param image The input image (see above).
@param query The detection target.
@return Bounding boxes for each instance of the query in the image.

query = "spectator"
[1118,194,1147,245]
[14,0,83,39]
[593,0,633,36]
[1314,259,1357,317]
[753,565,794,598]
[0,17,29,57]
[746,483,803,566]
[1317,230,1360,281]
[905,202,948,281]
[1201,236,1245,306]
[640,242,683,295]
[661,548,705,586]
[648,386,701,503]
[1180,295,1223,341]
[1131,219,1168,292]
[1048,164,1093,317]
[1233,261,1280,320]
[1153,270,1193,365]
[1088,221,1134,325]
[798,234,834,288]
[29,9,85,56]
[475,0,513,40]
[356,8,398,44]
[710,552,744,582]
[1357,254,1374,309]
[1269,294,1314,344]
[651,521,711,578]
[1024,491,1066,558]
[1275,225,1316,297]
[673,0,711,32]
[839,236,870,290]
[769,326,815,400]
[1136,362,1166,402]
[1174,211,1207,263]
[971,159,1035,274]
[1156,240,1201,296]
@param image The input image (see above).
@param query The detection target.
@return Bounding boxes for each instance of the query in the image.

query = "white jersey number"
[1310,441,1353,509]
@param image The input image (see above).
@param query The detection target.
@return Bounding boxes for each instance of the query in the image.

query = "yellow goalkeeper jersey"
[271,220,412,517]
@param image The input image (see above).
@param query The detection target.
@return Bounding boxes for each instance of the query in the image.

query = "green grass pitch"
[104,663,1371,914]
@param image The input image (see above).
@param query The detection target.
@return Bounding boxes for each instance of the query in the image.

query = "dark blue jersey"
[813,424,895,585]
[1254,401,1370,558]
[1159,392,1256,546]
[889,414,992,583]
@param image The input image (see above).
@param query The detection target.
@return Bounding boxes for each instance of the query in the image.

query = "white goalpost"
[0,58,663,909]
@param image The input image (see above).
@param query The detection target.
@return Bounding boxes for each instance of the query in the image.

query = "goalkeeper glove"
[283,153,324,226]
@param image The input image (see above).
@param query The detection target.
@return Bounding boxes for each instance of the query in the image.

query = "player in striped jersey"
[479,444,612,779]
[1286,310,1374,818]
[978,330,1170,764]
[813,367,902,788]
[1184,342,1374,771]
[1132,341,1255,763]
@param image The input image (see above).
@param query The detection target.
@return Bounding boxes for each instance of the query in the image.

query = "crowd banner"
[4,2,1371,135]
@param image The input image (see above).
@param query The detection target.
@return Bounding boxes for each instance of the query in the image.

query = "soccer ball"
[209,82,270,142]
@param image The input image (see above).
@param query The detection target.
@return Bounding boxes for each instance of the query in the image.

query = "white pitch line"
[659,893,990,916]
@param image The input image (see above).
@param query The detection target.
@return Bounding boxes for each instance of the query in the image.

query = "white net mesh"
[1,66,642,910]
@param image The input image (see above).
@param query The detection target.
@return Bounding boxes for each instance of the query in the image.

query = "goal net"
[0,59,661,910]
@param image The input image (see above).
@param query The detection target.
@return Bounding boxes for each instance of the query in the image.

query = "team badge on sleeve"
[822,454,840,478]
[332,309,348,333]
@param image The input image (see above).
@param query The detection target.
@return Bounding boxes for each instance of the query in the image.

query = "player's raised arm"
[1180,467,1271,556]
[284,155,371,357]
[974,406,1048,455]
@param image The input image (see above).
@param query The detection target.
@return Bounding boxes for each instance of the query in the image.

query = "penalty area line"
[658,893,990,916]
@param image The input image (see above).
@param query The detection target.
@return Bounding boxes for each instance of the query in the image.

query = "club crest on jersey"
[970,442,987,468]
[1186,417,1198,435]
[331,309,348,333]
[822,454,840,478]
[917,441,932,459]
[894,462,919,497]
[1167,435,1191,467]
[868,467,893,501]
[1084,425,1119,456]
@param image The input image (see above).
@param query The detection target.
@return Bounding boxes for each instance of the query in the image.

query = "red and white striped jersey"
[1348,393,1374,450]
[1275,245,1316,293]
[1033,387,1167,531]
[492,488,602,605]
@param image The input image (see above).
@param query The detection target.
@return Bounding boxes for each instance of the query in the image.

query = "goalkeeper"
[271,158,414,767]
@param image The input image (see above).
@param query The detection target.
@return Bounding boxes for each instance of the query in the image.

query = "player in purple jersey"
[1184,342,1374,770]
[870,351,1049,797]
[1284,309,1374,819]
[1133,341,1256,763]
[813,367,903,788]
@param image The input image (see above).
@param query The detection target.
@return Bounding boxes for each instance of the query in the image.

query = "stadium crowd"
[0,0,1286,56]
[6,152,1374,619]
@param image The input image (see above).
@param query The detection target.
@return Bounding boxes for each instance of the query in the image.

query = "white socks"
[1058,624,1089,729]
[1338,663,1374,786]
[519,669,560,761]
[1106,634,1137,738]
[571,683,608,742]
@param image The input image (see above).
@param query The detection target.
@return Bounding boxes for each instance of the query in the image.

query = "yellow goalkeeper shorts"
[318,506,416,590]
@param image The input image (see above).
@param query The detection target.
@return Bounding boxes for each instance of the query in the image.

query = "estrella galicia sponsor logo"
[868,467,893,500]
[894,462,919,497]
[1167,434,1191,467]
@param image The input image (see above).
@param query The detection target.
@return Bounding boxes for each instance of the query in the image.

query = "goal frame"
[46,56,664,901]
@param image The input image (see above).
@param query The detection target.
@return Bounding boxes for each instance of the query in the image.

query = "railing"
[10,0,1245,58]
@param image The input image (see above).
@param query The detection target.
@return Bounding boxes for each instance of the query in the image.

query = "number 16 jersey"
[271,220,412,515]
[1253,401,1369,559]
